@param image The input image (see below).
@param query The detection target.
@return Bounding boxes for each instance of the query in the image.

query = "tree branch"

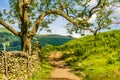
[113,4,120,8]
[18,0,23,22]
[89,0,101,18]
[81,27,94,33]
[112,22,120,24]
[59,0,64,10]
[31,9,77,35]
[0,20,19,36]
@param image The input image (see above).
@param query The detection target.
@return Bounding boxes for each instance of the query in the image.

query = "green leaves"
[0,11,2,19]
[0,0,119,40]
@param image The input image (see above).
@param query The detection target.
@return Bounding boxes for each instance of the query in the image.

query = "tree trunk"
[94,32,97,36]
[21,34,32,54]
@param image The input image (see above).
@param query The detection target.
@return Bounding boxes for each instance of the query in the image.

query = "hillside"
[0,28,73,51]
[43,30,120,80]
[35,34,73,46]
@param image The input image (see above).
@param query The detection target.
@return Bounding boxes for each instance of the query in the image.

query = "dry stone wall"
[0,51,40,80]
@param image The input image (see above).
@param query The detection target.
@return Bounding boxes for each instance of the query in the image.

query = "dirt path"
[49,52,83,80]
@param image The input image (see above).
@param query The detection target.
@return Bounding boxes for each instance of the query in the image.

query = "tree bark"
[19,0,32,53]
[0,20,19,36]
[21,34,33,54]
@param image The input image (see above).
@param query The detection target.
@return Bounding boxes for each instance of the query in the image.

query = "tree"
[0,0,116,53]
[0,0,78,53]
[65,0,118,36]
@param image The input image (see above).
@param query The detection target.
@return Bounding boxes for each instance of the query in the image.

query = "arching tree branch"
[31,9,78,35]
[0,20,19,36]
[112,22,120,24]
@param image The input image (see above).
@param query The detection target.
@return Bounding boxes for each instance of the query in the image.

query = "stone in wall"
[0,51,40,80]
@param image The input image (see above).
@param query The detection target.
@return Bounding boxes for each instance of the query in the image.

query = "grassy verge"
[30,61,52,80]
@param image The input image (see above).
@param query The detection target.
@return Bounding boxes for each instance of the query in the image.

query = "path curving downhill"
[49,52,83,80]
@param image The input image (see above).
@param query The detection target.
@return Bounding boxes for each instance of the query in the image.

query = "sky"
[0,0,81,38]
[0,0,120,38]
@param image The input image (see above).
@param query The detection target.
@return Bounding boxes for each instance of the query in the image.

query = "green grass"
[80,52,120,80]
[30,61,52,80]
[43,30,120,80]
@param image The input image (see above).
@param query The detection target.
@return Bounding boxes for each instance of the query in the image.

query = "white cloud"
[74,4,84,10]
[88,0,97,9]
[72,34,81,38]
[111,6,120,22]
[113,8,120,14]
[88,13,96,23]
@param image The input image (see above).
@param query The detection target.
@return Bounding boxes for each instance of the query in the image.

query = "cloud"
[74,3,84,10]
[88,13,96,23]
[72,34,81,38]
[88,0,97,9]
[113,8,120,14]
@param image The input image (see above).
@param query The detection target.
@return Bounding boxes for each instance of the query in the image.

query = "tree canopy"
[65,0,120,36]
[0,0,119,52]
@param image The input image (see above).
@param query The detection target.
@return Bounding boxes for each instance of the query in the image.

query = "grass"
[30,61,52,80]
[82,53,120,80]
[42,30,120,80]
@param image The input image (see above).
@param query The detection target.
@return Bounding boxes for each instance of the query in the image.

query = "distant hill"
[35,34,74,46]
[0,28,74,51]
[0,28,13,33]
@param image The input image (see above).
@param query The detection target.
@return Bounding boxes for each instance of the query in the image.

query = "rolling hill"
[43,30,120,80]
[0,28,74,51]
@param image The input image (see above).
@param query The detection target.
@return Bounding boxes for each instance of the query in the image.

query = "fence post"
[4,52,8,80]
[27,51,30,79]
[3,43,6,51]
